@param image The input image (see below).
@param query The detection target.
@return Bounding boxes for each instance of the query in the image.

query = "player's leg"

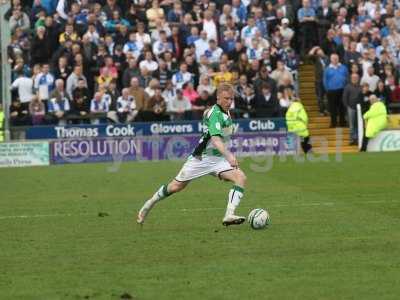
[219,168,247,226]
[137,179,189,224]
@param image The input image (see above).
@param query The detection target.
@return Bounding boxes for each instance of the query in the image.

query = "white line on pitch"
[0,213,92,220]
[0,199,397,220]
[180,199,399,212]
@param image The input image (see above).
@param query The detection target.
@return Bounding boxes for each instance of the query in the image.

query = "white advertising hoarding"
[0,142,50,168]
[367,130,400,152]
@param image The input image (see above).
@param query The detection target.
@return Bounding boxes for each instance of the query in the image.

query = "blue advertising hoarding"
[26,118,287,140]
[51,132,298,164]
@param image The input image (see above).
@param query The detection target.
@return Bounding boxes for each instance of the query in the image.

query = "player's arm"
[211,136,238,168]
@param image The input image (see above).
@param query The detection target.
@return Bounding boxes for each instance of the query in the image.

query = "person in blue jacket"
[323,53,349,127]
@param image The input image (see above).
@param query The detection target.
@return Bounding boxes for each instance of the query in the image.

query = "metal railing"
[0,0,11,141]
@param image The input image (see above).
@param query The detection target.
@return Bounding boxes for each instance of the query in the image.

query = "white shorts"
[175,155,234,182]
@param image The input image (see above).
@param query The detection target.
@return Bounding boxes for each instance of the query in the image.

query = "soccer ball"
[248,208,270,229]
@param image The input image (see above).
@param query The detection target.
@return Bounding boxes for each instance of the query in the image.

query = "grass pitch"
[1,153,400,300]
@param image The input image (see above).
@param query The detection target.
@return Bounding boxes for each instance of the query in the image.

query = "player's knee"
[235,170,247,187]
[169,181,187,193]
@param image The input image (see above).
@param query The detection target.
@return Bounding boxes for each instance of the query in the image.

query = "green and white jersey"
[192,104,234,157]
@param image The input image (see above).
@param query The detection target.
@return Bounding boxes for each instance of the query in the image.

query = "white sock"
[146,184,171,207]
[225,185,244,216]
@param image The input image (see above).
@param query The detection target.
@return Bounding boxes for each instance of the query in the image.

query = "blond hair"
[217,83,234,96]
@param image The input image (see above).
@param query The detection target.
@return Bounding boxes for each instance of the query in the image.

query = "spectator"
[241,15,258,48]
[251,83,279,118]
[270,60,294,88]
[360,82,372,113]
[31,26,51,65]
[129,77,149,118]
[278,86,295,117]
[71,78,90,123]
[197,74,216,95]
[361,66,380,92]
[162,80,177,105]
[182,82,199,104]
[154,60,172,90]
[279,18,294,42]
[11,73,35,110]
[168,89,192,120]
[66,65,87,99]
[116,88,138,123]
[323,54,348,127]
[205,39,223,65]
[34,63,55,109]
[90,91,109,124]
[10,99,30,126]
[48,79,70,124]
[213,63,234,87]
[10,7,30,33]
[53,56,71,83]
[316,0,334,46]
[172,63,192,89]
[105,10,130,34]
[202,10,218,42]
[122,58,140,88]
[192,90,213,119]
[145,79,160,98]
[152,30,173,58]
[148,88,167,121]
[309,46,329,115]
[29,96,46,125]
[343,41,362,68]
[194,31,210,62]
[254,66,278,96]
[375,80,391,107]
[135,22,152,46]
[123,32,144,59]
[342,73,362,145]
[59,24,79,44]
[297,0,317,57]
[146,0,165,29]
[234,74,254,118]
[139,51,159,74]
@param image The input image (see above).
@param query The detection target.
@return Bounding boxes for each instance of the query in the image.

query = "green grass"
[1,153,400,300]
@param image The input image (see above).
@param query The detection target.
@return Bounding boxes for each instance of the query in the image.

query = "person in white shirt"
[123,32,144,59]
[152,30,173,58]
[116,88,138,123]
[66,65,88,99]
[172,63,192,89]
[270,60,294,87]
[48,79,70,124]
[90,92,110,124]
[34,64,55,102]
[241,16,259,48]
[246,38,263,62]
[167,89,192,120]
[139,51,159,73]
[279,18,294,42]
[202,10,218,42]
[136,22,152,45]
[162,81,177,105]
[205,40,224,64]
[361,66,380,92]
[11,74,35,108]
[195,31,210,61]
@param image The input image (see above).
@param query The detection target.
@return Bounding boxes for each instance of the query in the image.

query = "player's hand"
[226,152,238,169]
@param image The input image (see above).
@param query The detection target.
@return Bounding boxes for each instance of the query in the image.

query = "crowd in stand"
[5,0,400,133]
